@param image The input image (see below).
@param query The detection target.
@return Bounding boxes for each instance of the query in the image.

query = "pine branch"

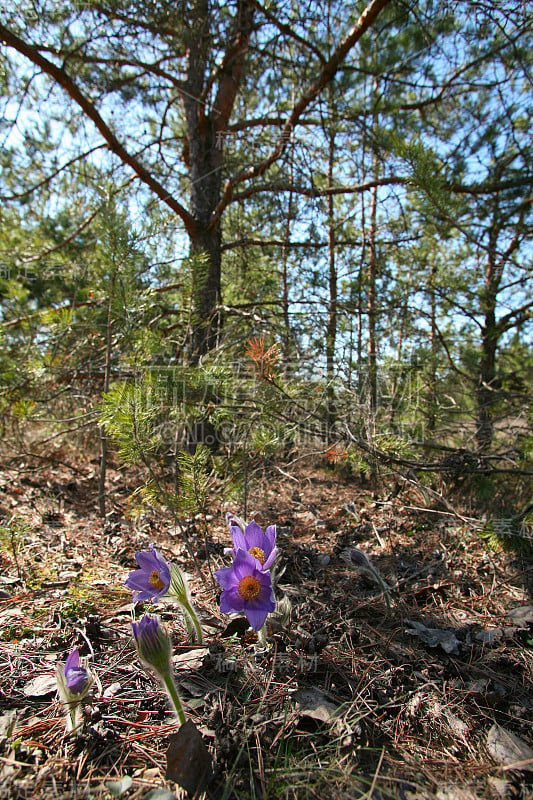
[0,23,196,235]
[227,175,409,204]
[249,0,327,65]
[212,0,392,224]
[0,144,107,202]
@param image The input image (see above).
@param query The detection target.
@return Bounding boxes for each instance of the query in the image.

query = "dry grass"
[0,454,531,800]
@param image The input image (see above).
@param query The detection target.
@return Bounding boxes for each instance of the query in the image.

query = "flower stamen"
[249,547,266,565]
[238,575,261,601]
[149,570,165,590]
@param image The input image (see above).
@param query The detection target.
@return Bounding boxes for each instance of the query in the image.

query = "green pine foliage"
[0,0,530,525]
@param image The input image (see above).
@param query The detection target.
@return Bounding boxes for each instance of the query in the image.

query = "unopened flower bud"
[131,614,186,725]
[341,547,371,570]
[55,648,94,734]
[132,615,172,677]
[56,648,93,702]
[168,564,192,607]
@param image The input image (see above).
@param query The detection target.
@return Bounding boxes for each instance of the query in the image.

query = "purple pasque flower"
[214,549,275,631]
[64,648,90,695]
[226,519,278,570]
[125,545,171,603]
[132,615,172,677]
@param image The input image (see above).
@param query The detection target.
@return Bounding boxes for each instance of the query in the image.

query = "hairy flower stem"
[161,672,187,726]
[366,565,392,613]
[183,602,204,644]
[257,626,267,646]
[65,702,82,734]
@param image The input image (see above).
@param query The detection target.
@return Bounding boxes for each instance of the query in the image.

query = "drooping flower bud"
[168,564,192,608]
[167,564,204,644]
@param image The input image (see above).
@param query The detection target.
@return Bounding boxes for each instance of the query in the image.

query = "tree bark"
[183,0,254,361]
[326,126,337,440]
[476,240,499,451]
[367,163,379,414]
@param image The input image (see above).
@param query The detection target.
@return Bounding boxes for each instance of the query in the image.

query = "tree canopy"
[0,0,531,467]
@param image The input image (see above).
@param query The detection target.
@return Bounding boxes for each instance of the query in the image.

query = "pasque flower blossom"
[214,549,275,631]
[64,648,91,695]
[125,545,171,603]
[226,517,278,571]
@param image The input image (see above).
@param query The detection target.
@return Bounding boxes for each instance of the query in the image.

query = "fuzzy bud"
[132,615,172,678]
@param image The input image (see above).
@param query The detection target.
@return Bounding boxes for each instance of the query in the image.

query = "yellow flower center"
[238,575,261,601]
[249,547,266,565]
[149,570,165,590]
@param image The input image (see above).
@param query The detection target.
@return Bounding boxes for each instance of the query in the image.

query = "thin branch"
[20,208,101,263]
[227,175,409,204]
[212,0,392,225]
[496,300,533,335]
[0,23,196,235]
[249,0,326,65]
[1,298,106,330]
[450,177,533,195]
[0,144,107,202]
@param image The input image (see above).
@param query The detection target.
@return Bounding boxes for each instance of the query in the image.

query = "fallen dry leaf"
[165,719,212,797]
[486,723,533,771]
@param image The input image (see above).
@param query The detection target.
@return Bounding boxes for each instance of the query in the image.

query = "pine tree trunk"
[183,0,254,363]
[367,173,379,414]
[475,221,501,451]
[188,218,223,363]
[476,306,498,451]
[427,260,438,433]
[326,126,337,440]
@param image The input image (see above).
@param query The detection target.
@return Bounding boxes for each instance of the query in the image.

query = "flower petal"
[135,547,170,577]
[262,547,278,570]
[64,648,79,673]
[125,571,168,603]
[232,550,258,579]
[213,564,238,590]
[244,605,269,631]
[134,550,160,571]
[230,528,247,553]
[66,666,89,694]
[220,587,245,614]
[243,520,265,549]
[256,585,276,612]
[125,572,153,593]
[264,525,277,548]
[132,589,157,603]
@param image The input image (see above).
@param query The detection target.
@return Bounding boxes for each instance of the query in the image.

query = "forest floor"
[0,451,532,800]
